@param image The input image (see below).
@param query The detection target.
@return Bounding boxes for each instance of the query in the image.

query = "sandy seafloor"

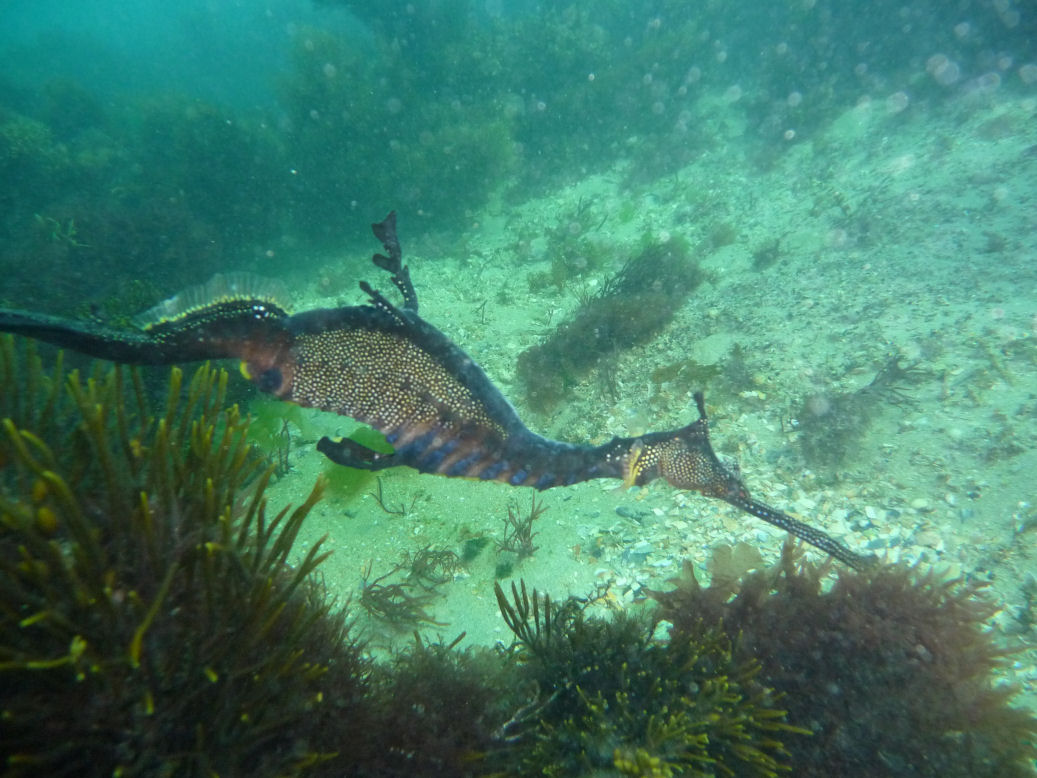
[262,87,1037,711]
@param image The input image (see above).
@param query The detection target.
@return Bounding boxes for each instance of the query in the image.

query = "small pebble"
[910,498,933,513]
[914,529,942,548]
[616,505,651,523]
[622,542,653,565]
[828,519,852,536]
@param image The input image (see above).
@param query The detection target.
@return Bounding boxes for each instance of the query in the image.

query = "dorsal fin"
[134,272,292,330]
[370,211,418,312]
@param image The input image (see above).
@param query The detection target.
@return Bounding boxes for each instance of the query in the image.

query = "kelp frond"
[0,335,361,777]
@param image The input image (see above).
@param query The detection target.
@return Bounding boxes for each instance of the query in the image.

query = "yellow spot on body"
[622,441,646,488]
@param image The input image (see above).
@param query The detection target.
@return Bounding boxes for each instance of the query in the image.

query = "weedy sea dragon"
[0,213,868,568]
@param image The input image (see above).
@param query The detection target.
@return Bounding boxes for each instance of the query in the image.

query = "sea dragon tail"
[0,309,167,363]
[0,277,293,366]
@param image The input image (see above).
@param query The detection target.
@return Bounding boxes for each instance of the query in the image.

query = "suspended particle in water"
[927,54,960,86]
[885,91,910,114]
[975,72,1002,93]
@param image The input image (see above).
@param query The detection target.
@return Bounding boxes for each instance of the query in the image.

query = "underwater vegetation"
[277,24,516,240]
[493,494,547,580]
[361,632,521,777]
[0,94,286,314]
[525,197,615,293]
[0,336,512,776]
[0,112,68,213]
[2,339,1033,776]
[496,493,545,561]
[405,544,465,591]
[358,558,446,627]
[131,96,287,249]
[4,0,1034,310]
[648,342,758,411]
[517,233,703,410]
[357,546,468,630]
[792,353,927,471]
[0,337,368,777]
[320,0,1033,195]
[650,542,1037,777]
[495,580,802,777]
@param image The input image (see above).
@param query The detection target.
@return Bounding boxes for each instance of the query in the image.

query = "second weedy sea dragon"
[0,213,868,568]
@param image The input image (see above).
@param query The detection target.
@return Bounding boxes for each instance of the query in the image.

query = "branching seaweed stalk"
[0,335,355,777]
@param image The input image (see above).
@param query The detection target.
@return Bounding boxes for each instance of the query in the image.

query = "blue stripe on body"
[446,450,484,477]
[478,461,507,480]
[397,428,438,458]
[414,438,459,471]
[534,473,556,489]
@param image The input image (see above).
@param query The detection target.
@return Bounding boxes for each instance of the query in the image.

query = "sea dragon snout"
[618,392,869,568]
